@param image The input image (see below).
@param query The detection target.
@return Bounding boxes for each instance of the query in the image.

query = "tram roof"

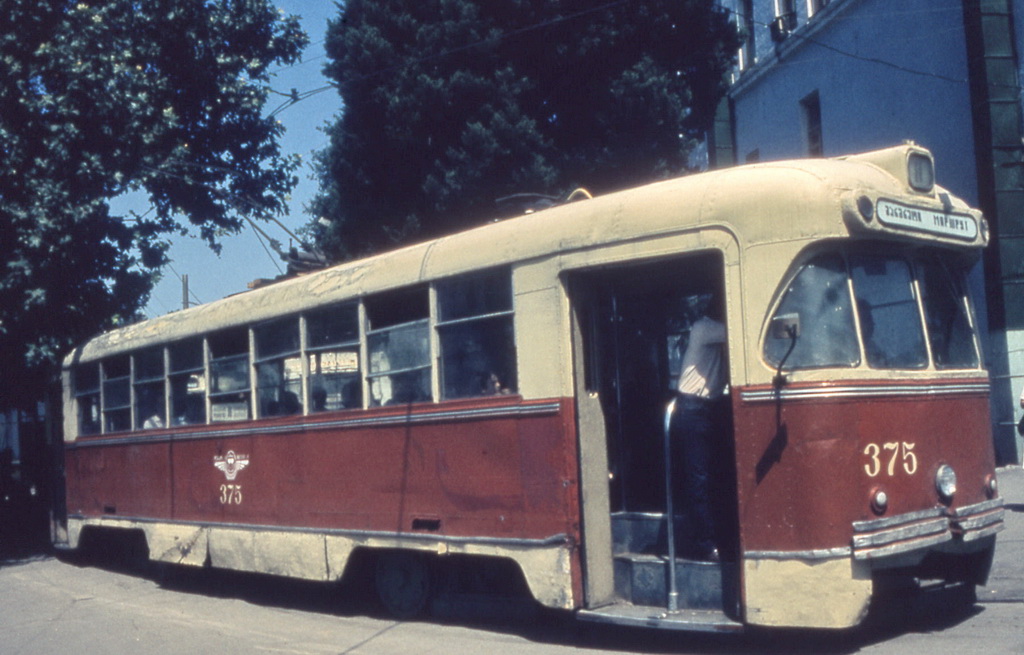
[67,144,980,365]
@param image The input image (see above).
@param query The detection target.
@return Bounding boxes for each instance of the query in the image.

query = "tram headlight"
[857,195,874,222]
[935,464,957,502]
[908,152,935,192]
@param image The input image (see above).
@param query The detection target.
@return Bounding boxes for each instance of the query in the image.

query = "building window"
[738,0,755,71]
[306,303,362,412]
[801,90,823,156]
[437,268,517,399]
[771,0,797,41]
[366,287,432,406]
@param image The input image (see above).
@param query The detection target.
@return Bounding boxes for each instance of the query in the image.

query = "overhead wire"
[268,0,634,117]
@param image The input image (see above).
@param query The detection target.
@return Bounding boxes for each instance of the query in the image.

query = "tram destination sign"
[876,199,978,241]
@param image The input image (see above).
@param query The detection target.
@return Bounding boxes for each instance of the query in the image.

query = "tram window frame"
[133,346,166,430]
[764,247,984,372]
[306,303,362,412]
[254,316,303,417]
[850,253,928,370]
[436,268,517,399]
[764,252,860,369]
[208,328,251,422]
[74,363,101,436]
[102,355,132,433]
[169,338,206,426]
[916,257,980,370]
[365,286,432,407]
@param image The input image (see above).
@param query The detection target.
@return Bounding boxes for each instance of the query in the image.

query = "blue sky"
[137,2,341,318]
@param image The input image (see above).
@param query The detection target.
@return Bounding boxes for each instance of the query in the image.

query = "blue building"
[715,0,1024,464]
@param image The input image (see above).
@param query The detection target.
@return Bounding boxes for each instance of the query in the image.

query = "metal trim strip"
[68,400,563,449]
[961,523,1004,542]
[852,507,946,532]
[954,511,1004,533]
[743,547,852,560]
[853,531,953,560]
[950,498,1004,518]
[852,517,949,549]
[69,514,571,549]
[741,381,990,404]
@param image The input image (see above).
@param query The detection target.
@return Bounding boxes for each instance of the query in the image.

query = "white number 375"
[863,442,918,477]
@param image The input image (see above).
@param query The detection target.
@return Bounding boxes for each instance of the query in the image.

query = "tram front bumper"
[852,498,1004,562]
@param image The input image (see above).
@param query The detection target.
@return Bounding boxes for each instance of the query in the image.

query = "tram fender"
[743,557,872,628]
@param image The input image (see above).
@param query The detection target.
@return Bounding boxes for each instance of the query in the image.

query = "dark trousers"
[671,394,717,554]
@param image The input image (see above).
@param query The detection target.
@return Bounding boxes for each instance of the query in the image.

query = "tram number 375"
[219,484,243,505]
[863,441,918,477]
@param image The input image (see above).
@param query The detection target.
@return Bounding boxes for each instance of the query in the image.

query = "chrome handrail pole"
[664,397,679,611]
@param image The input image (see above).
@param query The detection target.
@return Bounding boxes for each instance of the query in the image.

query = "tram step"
[577,603,743,632]
[610,511,694,556]
[613,553,738,611]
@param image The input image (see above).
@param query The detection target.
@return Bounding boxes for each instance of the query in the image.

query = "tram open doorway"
[569,252,741,629]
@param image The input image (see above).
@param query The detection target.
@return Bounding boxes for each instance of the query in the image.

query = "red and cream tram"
[58,143,1004,630]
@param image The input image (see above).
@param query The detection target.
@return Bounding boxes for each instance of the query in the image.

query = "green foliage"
[310,0,739,259]
[0,0,308,408]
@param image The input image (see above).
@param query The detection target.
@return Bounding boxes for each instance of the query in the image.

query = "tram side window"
[134,347,166,429]
[255,317,303,417]
[307,303,361,411]
[209,328,251,422]
[917,258,979,369]
[850,254,927,369]
[765,253,859,368]
[74,364,101,436]
[366,287,431,406]
[102,356,132,433]
[169,338,206,425]
[437,268,517,398]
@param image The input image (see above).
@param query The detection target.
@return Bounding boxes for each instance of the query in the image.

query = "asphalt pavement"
[982,465,1024,603]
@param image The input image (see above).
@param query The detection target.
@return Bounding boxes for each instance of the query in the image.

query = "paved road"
[2,467,1022,654]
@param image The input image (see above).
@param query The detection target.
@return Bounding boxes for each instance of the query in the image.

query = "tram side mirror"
[772,314,801,391]
[770,313,801,340]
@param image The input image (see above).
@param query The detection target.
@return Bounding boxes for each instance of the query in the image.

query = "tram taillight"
[870,488,888,515]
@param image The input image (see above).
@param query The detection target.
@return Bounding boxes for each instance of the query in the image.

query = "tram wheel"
[375,551,432,619]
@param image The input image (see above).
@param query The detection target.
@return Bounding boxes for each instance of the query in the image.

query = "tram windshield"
[765,248,979,371]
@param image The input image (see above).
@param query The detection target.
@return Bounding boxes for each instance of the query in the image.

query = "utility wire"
[268,0,633,117]
[165,261,203,307]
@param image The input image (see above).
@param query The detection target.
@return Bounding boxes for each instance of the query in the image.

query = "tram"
[57,143,1004,630]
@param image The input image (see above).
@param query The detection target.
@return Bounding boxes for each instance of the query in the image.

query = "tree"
[310,0,739,259]
[0,0,308,409]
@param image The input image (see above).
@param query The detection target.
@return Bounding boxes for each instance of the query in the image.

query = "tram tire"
[374,550,433,619]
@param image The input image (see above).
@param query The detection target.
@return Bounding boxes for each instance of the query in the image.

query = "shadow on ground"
[35,544,983,655]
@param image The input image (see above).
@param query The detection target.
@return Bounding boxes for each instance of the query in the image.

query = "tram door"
[570,254,739,618]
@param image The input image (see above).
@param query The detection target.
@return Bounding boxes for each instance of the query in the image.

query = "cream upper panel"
[66,145,980,370]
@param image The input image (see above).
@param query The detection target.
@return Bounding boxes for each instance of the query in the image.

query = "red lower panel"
[733,380,996,553]
[66,397,581,544]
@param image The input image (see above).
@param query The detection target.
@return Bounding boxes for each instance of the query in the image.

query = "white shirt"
[676,317,727,399]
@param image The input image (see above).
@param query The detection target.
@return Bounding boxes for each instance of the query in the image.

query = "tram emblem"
[213,450,250,481]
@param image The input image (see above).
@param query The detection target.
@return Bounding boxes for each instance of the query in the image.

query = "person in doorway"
[671,295,727,562]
